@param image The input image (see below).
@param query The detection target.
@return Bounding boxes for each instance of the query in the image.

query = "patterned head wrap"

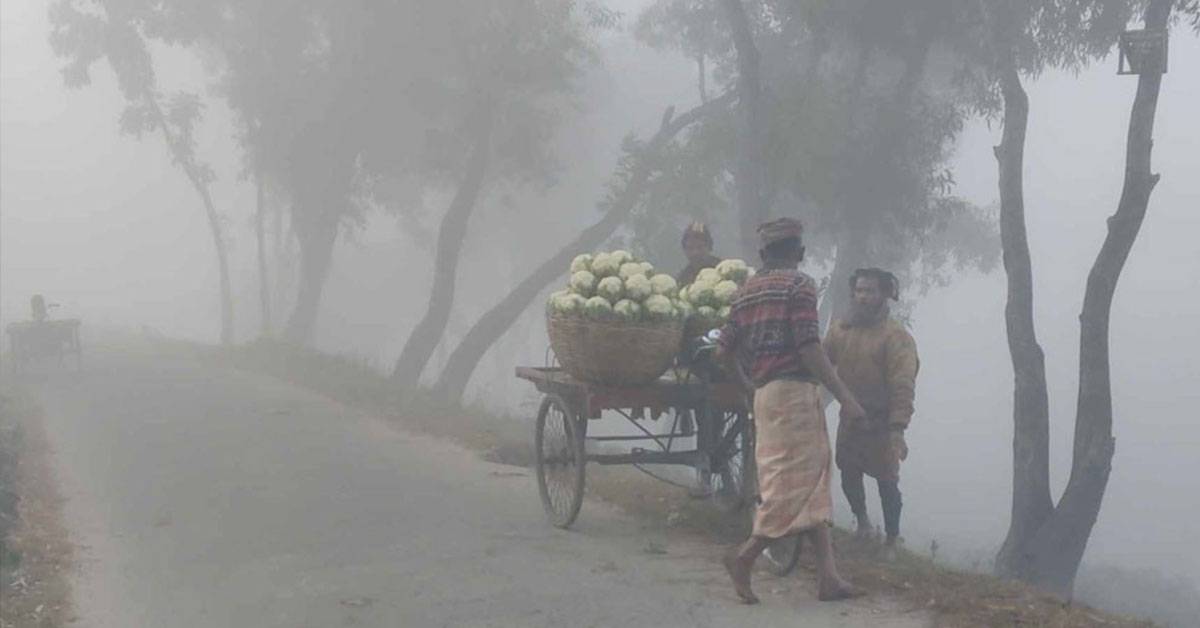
[757,217,804,247]
[681,221,713,248]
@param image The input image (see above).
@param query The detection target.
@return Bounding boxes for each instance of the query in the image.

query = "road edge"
[0,386,75,628]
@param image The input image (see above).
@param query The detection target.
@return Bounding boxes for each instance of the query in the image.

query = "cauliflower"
[678,284,690,304]
[596,276,625,303]
[569,270,596,297]
[585,296,614,320]
[643,294,676,321]
[639,262,655,278]
[713,280,740,304]
[676,300,694,322]
[717,305,731,321]
[696,268,721,285]
[624,274,652,302]
[609,250,633,267]
[716,259,751,284]
[613,299,642,322]
[547,290,570,314]
[695,305,718,324]
[689,284,716,307]
[557,293,587,316]
[649,274,678,298]
[619,262,646,282]
[591,252,620,278]
[570,253,594,274]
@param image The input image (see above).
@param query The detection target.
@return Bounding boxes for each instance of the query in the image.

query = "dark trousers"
[841,470,902,539]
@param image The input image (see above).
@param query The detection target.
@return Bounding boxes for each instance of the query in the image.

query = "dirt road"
[28,340,928,627]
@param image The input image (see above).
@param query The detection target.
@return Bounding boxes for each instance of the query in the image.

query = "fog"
[2,0,1198,621]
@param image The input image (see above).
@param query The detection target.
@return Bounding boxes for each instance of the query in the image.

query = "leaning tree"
[384,0,604,386]
[433,0,1005,400]
[50,0,236,345]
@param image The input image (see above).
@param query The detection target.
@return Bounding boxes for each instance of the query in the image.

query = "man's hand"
[890,430,908,461]
[839,398,868,427]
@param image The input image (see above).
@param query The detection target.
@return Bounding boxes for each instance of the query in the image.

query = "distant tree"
[719,0,770,258]
[49,0,235,345]
[253,173,271,337]
[635,0,1000,324]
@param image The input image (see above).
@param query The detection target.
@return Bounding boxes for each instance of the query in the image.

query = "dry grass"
[213,340,1156,628]
[0,387,74,628]
[830,537,1155,628]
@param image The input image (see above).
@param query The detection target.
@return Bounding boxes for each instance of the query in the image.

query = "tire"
[764,534,803,577]
[534,394,586,528]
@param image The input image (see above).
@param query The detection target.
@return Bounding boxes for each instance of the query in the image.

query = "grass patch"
[214,340,1155,628]
[0,386,74,628]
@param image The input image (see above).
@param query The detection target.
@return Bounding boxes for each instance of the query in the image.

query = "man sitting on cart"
[676,221,723,443]
[676,221,722,286]
[716,217,867,604]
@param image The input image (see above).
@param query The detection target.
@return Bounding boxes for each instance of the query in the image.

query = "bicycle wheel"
[534,394,585,528]
[710,411,753,513]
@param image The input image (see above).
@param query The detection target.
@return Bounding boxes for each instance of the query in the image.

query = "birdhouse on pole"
[1118,29,1169,75]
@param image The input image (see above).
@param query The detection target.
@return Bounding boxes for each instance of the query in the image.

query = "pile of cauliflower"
[678,259,754,328]
[547,251,684,324]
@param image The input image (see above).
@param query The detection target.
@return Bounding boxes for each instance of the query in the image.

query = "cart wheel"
[535,394,585,528]
[764,534,803,577]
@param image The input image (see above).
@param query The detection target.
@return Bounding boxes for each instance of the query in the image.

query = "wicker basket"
[548,315,684,387]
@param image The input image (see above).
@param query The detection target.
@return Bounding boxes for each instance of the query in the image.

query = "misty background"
[2,0,1197,608]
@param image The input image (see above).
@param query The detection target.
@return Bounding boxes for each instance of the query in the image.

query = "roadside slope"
[218,340,1157,628]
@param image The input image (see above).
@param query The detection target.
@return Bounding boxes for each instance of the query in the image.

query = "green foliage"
[631,0,1007,302]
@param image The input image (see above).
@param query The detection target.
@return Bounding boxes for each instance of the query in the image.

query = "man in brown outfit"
[824,268,919,549]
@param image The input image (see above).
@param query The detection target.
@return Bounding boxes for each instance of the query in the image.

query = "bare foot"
[722,551,760,604]
[854,520,873,542]
[818,577,864,602]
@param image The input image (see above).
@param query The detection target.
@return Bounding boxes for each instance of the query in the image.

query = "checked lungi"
[751,379,834,539]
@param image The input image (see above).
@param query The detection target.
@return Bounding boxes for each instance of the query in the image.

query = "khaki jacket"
[824,315,919,428]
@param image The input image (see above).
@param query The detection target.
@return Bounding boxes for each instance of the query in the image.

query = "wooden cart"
[5,319,82,374]
[516,350,754,529]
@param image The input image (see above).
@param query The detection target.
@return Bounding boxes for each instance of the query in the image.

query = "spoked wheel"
[764,534,804,577]
[710,411,754,513]
[534,394,585,528]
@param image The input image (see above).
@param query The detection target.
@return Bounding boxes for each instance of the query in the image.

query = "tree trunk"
[821,32,929,329]
[283,208,339,345]
[719,0,769,260]
[992,63,1055,578]
[273,199,291,319]
[819,227,867,329]
[434,96,735,400]
[998,0,1171,594]
[147,93,234,346]
[255,174,272,337]
[391,116,493,385]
